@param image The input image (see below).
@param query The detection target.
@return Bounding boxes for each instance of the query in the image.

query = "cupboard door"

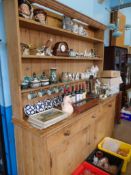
[49,126,91,175]
[94,114,107,146]
[106,101,115,136]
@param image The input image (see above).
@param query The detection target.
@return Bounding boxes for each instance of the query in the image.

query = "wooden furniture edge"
[31,0,106,30]
[13,95,117,136]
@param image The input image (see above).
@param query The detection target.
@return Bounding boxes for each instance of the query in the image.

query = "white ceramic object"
[61,96,74,116]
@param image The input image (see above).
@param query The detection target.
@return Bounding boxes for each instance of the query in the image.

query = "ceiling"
[110,0,131,10]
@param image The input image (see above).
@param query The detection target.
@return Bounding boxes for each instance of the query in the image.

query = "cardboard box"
[101,77,123,86]
[101,70,120,78]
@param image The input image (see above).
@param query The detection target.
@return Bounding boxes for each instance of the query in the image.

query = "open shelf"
[19,17,104,43]
[21,79,85,94]
[22,55,103,61]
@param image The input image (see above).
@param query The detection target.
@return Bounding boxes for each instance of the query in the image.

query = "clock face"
[60,44,66,52]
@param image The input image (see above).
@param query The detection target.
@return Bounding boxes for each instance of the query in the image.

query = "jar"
[78,25,84,36]
[72,22,79,34]
[61,72,68,82]
[34,8,47,24]
[18,0,33,19]
[40,72,49,86]
[69,49,76,57]
[30,72,41,88]
[49,68,58,84]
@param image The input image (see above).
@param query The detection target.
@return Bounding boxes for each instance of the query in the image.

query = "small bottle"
[67,86,71,98]
[71,86,76,103]
[79,84,83,101]
[82,83,87,100]
[75,85,80,102]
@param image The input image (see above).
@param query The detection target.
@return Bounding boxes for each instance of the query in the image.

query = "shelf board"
[22,55,103,61]
[19,17,104,43]
[21,80,85,94]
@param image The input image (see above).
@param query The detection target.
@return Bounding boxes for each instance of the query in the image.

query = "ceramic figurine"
[44,38,53,56]
[49,68,58,84]
[21,76,31,89]
[27,92,37,100]
[69,49,76,57]
[61,72,68,82]
[68,72,73,81]
[78,25,84,35]
[75,72,80,80]
[21,81,29,89]
[58,86,64,93]
[30,72,41,88]
[72,22,79,34]
[18,0,33,19]
[40,72,49,86]
[33,8,47,24]
[20,43,30,56]
[36,46,45,56]
[38,90,47,97]
[47,89,52,96]
[62,16,73,31]
[61,96,74,116]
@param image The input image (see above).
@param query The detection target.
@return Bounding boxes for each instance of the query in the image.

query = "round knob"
[108,104,112,107]
[92,115,96,118]
[64,130,70,136]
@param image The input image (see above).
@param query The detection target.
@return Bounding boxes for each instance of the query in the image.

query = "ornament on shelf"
[30,72,41,88]
[33,8,47,24]
[20,43,31,56]
[61,96,74,116]
[49,68,58,84]
[53,42,69,56]
[62,16,73,31]
[18,0,33,19]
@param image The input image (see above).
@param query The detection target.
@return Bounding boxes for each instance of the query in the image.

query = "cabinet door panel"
[50,127,90,175]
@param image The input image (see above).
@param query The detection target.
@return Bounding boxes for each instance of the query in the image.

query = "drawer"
[47,107,100,150]
[101,99,115,112]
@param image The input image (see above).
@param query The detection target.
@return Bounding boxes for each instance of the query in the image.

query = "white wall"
[58,0,110,46]
[120,7,131,46]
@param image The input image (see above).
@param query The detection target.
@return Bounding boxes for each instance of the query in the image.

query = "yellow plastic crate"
[98,137,131,173]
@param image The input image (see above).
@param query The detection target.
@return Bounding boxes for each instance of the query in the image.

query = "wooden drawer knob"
[64,130,71,136]
[108,104,112,107]
[92,115,96,118]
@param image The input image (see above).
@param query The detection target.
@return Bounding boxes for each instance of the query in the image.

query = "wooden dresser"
[13,95,116,175]
[3,0,117,174]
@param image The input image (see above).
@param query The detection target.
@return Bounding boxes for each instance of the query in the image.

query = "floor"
[113,119,131,175]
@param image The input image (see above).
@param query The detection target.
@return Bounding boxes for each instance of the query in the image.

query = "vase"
[49,68,58,84]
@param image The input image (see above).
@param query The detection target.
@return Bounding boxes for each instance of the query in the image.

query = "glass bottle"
[71,86,76,103]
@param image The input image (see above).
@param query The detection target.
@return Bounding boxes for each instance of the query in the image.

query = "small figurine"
[18,0,33,19]
[49,68,58,84]
[62,96,74,116]
[30,72,41,88]
[34,8,47,24]
[40,72,49,86]
[72,22,79,34]
[20,43,31,56]
[36,46,45,56]
[44,38,53,56]
[62,16,73,31]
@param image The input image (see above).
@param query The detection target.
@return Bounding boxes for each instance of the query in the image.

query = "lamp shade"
[107,23,116,30]
[112,30,122,37]
[125,24,131,30]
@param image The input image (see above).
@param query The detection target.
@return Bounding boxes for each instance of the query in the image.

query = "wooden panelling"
[4,0,23,118]
[31,0,106,30]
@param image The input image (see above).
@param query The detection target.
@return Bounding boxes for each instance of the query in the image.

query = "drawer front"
[101,98,115,112]
[47,107,100,149]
